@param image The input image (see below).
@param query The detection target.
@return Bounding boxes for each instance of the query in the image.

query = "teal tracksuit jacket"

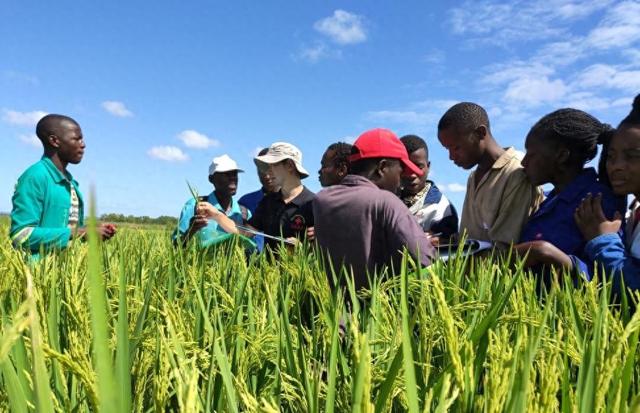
[10,157,84,253]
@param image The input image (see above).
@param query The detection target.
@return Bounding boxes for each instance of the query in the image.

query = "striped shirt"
[403,181,459,238]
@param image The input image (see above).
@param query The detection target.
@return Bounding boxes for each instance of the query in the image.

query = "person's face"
[437,126,482,170]
[50,121,85,164]
[266,160,292,188]
[258,165,279,193]
[521,133,560,186]
[376,159,404,194]
[606,126,640,197]
[318,149,345,187]
[211,170,239,196]
[401,148,430,195]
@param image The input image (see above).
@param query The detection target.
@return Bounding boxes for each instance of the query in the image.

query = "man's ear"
[337,162,348,177]
[556,147,571,164]
[375,159,388,177]
[47,134,60,148]
[474,125,488,140]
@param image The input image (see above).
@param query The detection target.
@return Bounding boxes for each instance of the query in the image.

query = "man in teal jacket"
[10,114,116,254]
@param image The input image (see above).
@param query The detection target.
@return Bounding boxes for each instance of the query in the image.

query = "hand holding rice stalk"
[187,180,240,235]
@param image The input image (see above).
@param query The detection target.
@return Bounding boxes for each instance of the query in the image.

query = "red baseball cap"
[349,128,423,176]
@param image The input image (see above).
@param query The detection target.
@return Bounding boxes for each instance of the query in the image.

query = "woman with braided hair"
[575,95,640,294]
[513,108,626,280]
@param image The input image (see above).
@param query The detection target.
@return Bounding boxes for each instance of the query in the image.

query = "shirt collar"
[554,168,599,203]
[492,147,519,169]
[275,186,314,206]
[340,174,380,189]
[206,191,241,215]
[41,156,77,185]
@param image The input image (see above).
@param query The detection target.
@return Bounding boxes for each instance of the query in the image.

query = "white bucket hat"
[254,142,309,178]
[208,154,244,175]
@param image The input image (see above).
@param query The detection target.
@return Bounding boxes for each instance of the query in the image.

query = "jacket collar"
[41,156,77,185]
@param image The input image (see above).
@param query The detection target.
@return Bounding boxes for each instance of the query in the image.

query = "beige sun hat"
[254,142,309,178]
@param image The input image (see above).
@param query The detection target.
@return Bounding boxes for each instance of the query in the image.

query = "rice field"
[1,214,640,412]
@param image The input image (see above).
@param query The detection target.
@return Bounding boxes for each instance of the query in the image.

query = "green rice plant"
[1,218,640,412]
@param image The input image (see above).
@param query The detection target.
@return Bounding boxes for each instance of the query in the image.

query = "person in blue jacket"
[10,114,116,254]
[575,94,640,294]
[513,108,626,279]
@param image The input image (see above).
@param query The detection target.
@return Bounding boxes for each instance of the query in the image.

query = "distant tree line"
[100,213,178,226]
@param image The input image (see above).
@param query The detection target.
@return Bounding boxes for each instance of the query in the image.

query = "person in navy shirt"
[575,94,640,295]
[238,147,280,251]
[514,108,626,278]
[238,148,280,215]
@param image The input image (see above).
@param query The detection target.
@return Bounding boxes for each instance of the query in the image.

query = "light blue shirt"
[173,191,250,247]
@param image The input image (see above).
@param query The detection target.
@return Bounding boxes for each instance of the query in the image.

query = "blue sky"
[1,1,639,217]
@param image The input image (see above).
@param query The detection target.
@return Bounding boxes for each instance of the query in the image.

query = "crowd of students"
[9,94,640,296]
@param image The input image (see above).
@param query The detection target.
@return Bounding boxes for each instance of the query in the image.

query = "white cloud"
[561,92,612,110]
[101,101,133,117]
[2,109,48,126]
[611,96,635,107]
[177,130,220,149]
[573,64,640,91]
[297,43,341,63]
[586,1,640,49]
[445,183,466,192]
[448,0,613,45]
[148,146,189,162]
[503,76,568,106]
[314,10,367,45]
[19,134,41,148]
[482,61,555,85]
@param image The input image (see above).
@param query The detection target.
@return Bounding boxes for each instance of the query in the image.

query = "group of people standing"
[9,94,640,296]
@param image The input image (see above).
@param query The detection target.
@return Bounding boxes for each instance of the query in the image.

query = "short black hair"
[400,134,428,159]
[528,108,614,184]
[326,142,352,167]
[257,147,269,156]
[437,102,490,133]
[35,114,78,144]
[619,94,640,128]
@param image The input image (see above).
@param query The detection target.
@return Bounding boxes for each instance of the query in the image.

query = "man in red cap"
[313,128,435,291]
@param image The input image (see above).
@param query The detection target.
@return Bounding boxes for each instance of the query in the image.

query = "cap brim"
[401,158,423,177]
[255,154,287,165]
[209,168,244,175]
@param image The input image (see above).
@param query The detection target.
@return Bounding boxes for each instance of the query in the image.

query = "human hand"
[574,193,622,241]
[285,237,300,247]
[188,214,209,234]
[513,240,572,268]
[426,233,440,247]
[306,226,315,242]
[195,202,222,218]
[99,223,117,240]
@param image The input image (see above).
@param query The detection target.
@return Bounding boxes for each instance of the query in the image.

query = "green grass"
[1,219,640,412]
